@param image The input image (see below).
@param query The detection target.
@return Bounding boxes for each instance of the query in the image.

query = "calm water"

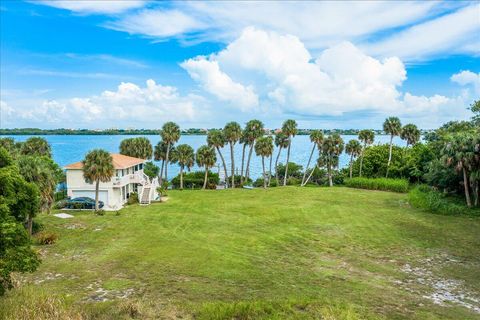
[4,135,406,179]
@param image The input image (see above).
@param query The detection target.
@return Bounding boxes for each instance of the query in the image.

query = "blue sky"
[0,1,479,129]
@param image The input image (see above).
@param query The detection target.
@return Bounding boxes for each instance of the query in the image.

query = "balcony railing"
[112,171,148,186]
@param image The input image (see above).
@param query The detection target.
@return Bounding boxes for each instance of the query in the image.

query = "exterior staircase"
[136,171,159,206]
[140,186,151,205]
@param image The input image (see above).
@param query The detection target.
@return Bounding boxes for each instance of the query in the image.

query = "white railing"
[112,170,149,187]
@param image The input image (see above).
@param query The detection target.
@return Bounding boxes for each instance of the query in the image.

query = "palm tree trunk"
[283,139,291,186]
[95,179,100,211]
[303,164,319,186]
[386,135,393,177]
[268,153,273,186]
[27,215,33,235]
[180,166,184,190]
[230,142,235,188]
[301,144,316,186]
[203,168,208,189]
[349,154,354,179]
[474,181,479,207]
[462,166,472,207]
[240,143,246,184]
[328,163,333,187]
[261,156,266,188]
[216,147,229,188]
[164,142,171,183]
[359,144,365,177]
[245,143,254,182]
[274,147,282,185]
[159,160,165,185]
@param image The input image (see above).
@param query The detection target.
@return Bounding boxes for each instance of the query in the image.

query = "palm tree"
[282,119,298,186]
[160,122,180,184]
[154,141,168,180]
[239,132,249,184]
[20,137,52,158]
[255,136,274,188]
[401,124,420,148]
[383,117,402,177]
[176,144,194,190]
[273,132,289,186]
[301,130,324,186]
[318,134,344,187]
[244,120,264,183]
[196,145,217,189]
[223,121,242,188]
[207,129,229,188]
[119,137,153,159]
[358,129,375,177]
[345,139,362,178]
[82,149,114,211]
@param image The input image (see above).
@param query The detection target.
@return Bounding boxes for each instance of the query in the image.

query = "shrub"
[276,162,303,180]
[127,192,138,205]
[345,177,409,193]
[31,220,44,235]
[286,177,301,186]
[254,178,278,187]
[408,185,479,215]
[228,175,252,187]
[35,231,58,245]
[95,209,105,216]
[171,171,219,189]
[54,199,67,209]
[54,191,66,201]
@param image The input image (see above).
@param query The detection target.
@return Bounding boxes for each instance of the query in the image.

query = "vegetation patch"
[345,177,409,193]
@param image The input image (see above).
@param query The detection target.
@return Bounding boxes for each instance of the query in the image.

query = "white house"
[64,153,159,210]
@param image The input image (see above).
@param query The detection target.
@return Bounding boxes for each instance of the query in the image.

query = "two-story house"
[64,153,159,210]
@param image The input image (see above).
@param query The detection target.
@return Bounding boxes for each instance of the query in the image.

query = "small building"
[64,154,159,210]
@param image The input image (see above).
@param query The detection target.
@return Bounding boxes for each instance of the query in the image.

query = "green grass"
[345,177,410,193]
[2,187,480,319]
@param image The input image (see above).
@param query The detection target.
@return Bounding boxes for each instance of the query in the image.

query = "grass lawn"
[2,187,480,319]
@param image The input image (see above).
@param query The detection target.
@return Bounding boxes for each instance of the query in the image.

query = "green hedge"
[344,177,409,193]
[408,185,479,215]
[171,171,219,189]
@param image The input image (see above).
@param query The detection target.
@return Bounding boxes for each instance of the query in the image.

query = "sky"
[0,1,479,130]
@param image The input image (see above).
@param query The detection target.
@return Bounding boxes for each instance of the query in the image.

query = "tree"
[282,119,298,186]
[441,132,477,207]
[470,99,480,125]
[160,122,180,184]
[254,136,274,188]
[243,120,264,183]
[154,141,168,180]
[401,124,420,148]
[119,137,153,159]
[239,131,249,184]
[207,129,229,188]
[143,162,160,180]
[223,122,242,188]
[345,139,361,178]
[17,156,62,214]
[20,137,51,158]
[176,144,195,190]
[358,129,375,177]
[196,146,217,189]
[301,130,323,186]
[318,134,344,187]
[82,149,114,211]
[273,132,289,186]
[383,117,402,177]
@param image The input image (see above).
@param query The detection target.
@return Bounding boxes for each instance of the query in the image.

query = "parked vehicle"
[65,197,104,209]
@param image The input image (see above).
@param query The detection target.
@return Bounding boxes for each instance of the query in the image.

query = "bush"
[35,231,58,245]
[54,199,67,209]
[95,209,105,216]
[31,220,44,235]
[127,192,138,205]
[276,162,303,180]
[345,177,409,193]
[228,175,252,187]
[408,185,479,215]
[253,178,278,187]
[171,171,219,189]
[286,177,301,186]
[54,191,66,201]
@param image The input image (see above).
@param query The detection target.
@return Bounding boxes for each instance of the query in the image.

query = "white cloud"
[2,80,208,127]
[363,4,480,60]
[451,70,480,95]
[18,68,121,79]
[37,0,145,14]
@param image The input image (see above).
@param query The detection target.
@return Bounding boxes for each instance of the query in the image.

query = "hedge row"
[344,177,409,193]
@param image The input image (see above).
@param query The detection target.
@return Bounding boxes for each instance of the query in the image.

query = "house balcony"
[112,171,148,187]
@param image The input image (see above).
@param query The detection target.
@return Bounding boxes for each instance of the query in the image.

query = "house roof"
[64,153,146,170]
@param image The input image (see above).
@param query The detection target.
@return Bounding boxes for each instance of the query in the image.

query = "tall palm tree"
[239,132,249,184]
[301,130,324,186]
[160,122,180,184]
[207,129,229,188]
[282,119,298,186]
[20,137,52,158]
[255,136,274,188]
[223,121,242,188]
[318,134,344,187]
[244,120,264,183]
[196,145,217,189]
[82,149,114,211]
[273,132,289,186]
[175,144,194,190]
[358,129,375,177]
[119,137,153,159]
[401,124,420,148]
[383,117,402,177]
[154,141,168,181]
[345,139,362,178]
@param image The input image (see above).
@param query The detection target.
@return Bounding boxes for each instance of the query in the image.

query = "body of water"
[4,135,406,180]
